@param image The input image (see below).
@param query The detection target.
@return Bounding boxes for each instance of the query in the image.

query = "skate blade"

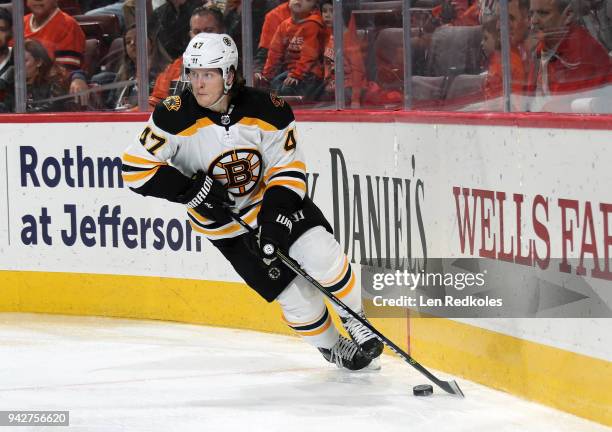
[365,357,381,370]
[345,357,381,372]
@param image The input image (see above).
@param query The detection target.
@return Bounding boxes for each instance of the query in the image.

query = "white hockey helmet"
[183,33,239,94]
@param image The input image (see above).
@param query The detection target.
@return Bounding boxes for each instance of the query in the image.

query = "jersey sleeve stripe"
[266,178,307,192]
[121,166,160,182]
[189,204,261,238]
[121,164,150,172]
[265,161,306,179]
[122,153,165,166]
[187,208,213,224]
[268,171,306,182]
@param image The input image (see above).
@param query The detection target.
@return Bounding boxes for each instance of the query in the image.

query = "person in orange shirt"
[24,0,85,71]
[253,1,291,76]
[481,17,526,110]
[261,0,325,100]
[24,0,90,106]
[320,0,366,108]
[148,6,225,109]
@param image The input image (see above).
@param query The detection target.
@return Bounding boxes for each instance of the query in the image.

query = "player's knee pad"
[289,226,361,315]
[276,279,325,323]
[289,226,345,281]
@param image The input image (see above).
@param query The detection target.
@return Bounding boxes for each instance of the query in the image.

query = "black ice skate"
[341,312,384,360]
[318,336,372,370]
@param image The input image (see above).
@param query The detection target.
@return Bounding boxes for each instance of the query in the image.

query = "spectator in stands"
[432,0,472,26]
[526,0,611,111]
[95,26,171,110]
[260,0,325,100]
[223,0,269,60]
[84,0,129,32]
[123,0,153,29]
[149,0,206,59]
[481,17,526,109]
[25,0,86,71]
[0,7,11,77]
[24,0,92,106]
[149,5,225,108]
[580,0,612,52]
[321,0,332,30]
[507,0,532,67]
[319,0,366,108]
[0,7,13,111]
[1,39,79,112]
[81,0,118,13]
[253,1,290,77]
[432,0,499,26]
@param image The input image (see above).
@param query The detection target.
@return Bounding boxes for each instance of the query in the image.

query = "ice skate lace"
[330,338,360,368]
[344,314,375,345]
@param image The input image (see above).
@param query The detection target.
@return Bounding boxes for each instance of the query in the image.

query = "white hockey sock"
[277,280,339,349]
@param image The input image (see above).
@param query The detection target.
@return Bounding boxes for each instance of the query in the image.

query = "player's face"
[289,0,318,15]
[321,4,333,27]
[189,14,223,37]
[189,67,226,107]
[530,0,568,46]
[27,0,58,19]
[0,19,11,51]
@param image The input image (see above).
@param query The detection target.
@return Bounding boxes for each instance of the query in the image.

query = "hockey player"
[121,33,383,370]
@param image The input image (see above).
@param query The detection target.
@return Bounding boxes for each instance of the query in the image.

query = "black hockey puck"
[413,384,433,396]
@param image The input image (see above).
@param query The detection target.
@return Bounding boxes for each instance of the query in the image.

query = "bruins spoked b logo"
[209,149,262,196]
[162,95,181,111]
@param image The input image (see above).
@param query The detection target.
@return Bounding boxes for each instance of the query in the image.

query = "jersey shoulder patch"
[152,91,201,135]
[269,93,285,108]
[162,95,182,112]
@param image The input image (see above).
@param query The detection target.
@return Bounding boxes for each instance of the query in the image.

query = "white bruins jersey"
[121,87,306,241]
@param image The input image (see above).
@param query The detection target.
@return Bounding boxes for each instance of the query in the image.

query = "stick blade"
[437,379,465,398]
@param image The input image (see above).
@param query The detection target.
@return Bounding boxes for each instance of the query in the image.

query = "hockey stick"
[228,212,465,398]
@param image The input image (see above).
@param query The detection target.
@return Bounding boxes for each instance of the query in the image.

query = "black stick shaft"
[228,212,464,397]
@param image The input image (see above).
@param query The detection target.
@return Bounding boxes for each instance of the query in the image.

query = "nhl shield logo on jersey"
[209,148,262,197]
[163,95,182,111]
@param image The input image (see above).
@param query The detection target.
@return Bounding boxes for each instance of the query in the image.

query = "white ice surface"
[0,313,608,432]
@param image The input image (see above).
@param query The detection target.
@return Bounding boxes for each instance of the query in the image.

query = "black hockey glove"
[257,208,293,260]
[177,171,234,222]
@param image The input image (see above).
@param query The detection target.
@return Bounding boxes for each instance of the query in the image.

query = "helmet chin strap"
[204,93,228,111]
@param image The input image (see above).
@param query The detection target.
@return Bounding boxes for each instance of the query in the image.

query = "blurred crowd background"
[0,0,610,113]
